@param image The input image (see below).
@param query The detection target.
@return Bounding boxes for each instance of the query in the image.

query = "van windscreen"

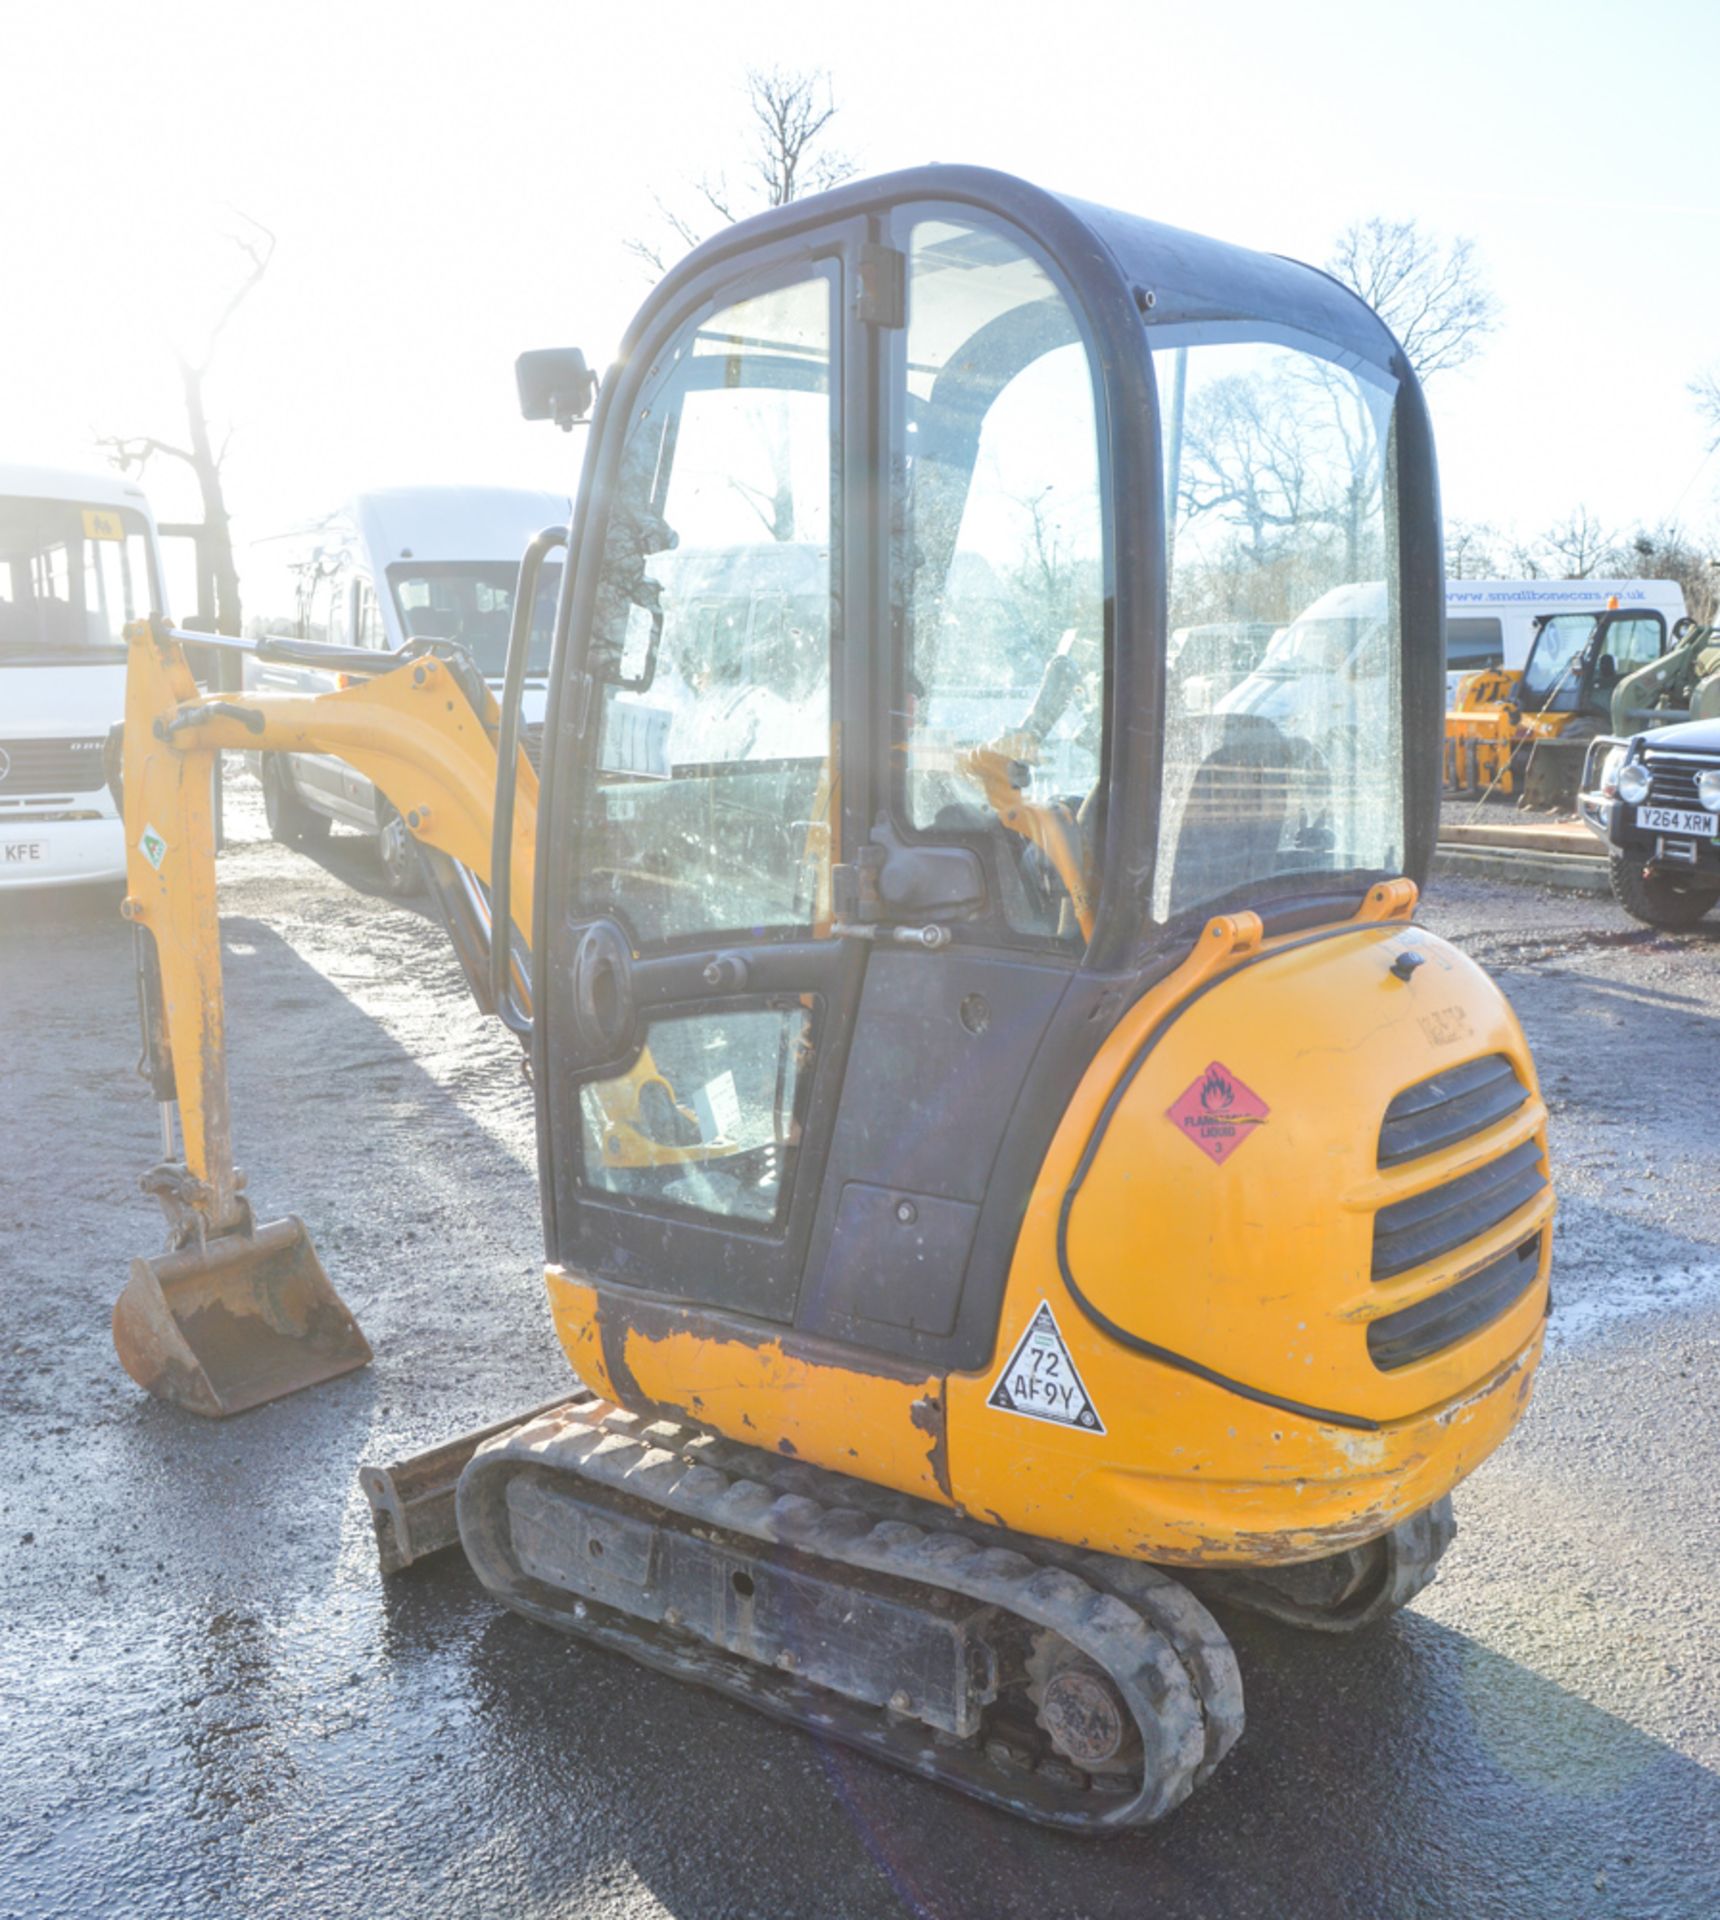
[387,561,562,678]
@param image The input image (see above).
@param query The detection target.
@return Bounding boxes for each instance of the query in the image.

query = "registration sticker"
[692,1069,743,1145]
[138,823,167,870]
[987,1301,1104,1433]
[82,508,124,541]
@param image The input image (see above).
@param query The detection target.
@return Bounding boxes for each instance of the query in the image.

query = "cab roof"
[633,162,1406,385]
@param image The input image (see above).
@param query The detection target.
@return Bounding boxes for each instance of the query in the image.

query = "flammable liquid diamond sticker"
[986,1300,1104,1433]
[1165,1059,1269,1165]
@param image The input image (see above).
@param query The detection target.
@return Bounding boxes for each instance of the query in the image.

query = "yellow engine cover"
[945,906,1552,1564]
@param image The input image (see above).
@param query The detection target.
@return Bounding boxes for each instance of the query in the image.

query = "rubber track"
[459,1404,1245,1833]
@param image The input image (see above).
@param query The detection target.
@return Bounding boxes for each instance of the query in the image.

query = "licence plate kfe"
[1638,805,1716,837]
[3,838,48,867]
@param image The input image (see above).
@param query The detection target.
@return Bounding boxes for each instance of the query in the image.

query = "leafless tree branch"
[1327,217,1500,383]
[1538,503,1615,579]
[625,66,857,276]
[94,433,196,474]
[1691,368,1720,453]
[190,210,276,376]
[93,213,275,631]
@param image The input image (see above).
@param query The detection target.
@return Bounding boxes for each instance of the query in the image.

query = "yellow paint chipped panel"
[545,1265,951,1505]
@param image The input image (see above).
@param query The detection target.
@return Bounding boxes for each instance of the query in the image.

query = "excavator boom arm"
[121,617,536,1204]
[112,616,537,1415]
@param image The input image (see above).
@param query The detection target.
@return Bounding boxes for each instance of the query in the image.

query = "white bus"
[241,486,570,891]
[0,464,166,891]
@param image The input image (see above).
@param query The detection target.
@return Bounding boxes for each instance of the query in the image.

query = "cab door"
[1587,608,1667,715]
[543,250,865,1322]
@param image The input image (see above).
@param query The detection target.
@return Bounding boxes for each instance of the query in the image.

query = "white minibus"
[0,464,166,890]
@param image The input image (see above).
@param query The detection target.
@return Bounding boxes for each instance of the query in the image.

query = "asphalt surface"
[3,774,1718,1920]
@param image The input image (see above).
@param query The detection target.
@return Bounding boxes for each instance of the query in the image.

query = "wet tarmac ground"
[3,774,1718,1920]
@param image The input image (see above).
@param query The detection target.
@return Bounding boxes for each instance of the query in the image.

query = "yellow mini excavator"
[114,167,1555,1832]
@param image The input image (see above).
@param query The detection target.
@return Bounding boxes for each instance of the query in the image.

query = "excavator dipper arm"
[112,616,537,1415]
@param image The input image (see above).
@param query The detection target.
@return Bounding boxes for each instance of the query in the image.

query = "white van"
[1213,582,1389,744]
[1212,578,1693,738]
[242,486,570,891]
[0,464,166,891]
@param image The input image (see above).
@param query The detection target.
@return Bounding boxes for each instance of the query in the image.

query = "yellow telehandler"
[1444,600,1671,809]
[112,166,1554,1832]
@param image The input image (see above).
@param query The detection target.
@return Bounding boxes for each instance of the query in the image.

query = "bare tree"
[1327,218,1499,384]
[97,213,275,635]
[1691,368,1720,453]
[1538,504,1615,579]
[627,68,856,274]
[1444,517,1501,580]
[1178,370,1320,554]
[1609,522,1720,625]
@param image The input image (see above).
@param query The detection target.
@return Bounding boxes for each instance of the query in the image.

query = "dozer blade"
[113,1214,370,1418]
[360,1392,595,1575]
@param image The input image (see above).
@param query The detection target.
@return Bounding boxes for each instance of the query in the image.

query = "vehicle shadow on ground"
[1,894,549,1449]
[374,1590,1720,1920]
[288,827,441,921]
[0,879,127,937]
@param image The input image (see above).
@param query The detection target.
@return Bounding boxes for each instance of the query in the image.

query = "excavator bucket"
[113,1215,370,1418]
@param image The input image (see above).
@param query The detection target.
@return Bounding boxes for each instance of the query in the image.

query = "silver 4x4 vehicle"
[1581,718,1720,927]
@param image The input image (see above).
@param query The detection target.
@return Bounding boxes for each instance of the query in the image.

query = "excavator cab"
[530,168,1449,1365]
[1518,606,1667,720]
[451,172,1551,1827]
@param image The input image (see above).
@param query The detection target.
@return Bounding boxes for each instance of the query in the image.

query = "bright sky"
[7,0,1719,602]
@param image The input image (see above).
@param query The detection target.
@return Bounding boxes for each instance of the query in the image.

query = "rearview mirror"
[516,347,597,430]
[615,600,664,692]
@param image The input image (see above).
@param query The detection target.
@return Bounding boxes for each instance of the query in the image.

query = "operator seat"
[1163,715,1296,917]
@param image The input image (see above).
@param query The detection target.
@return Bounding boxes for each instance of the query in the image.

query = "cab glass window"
[570,272,835,949]
[1156,338,1404,921]
[1603,614,1663,680]
[577,1005,815,1226]
[895,218,1107,944]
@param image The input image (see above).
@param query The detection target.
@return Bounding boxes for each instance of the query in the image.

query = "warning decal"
[987,1301,1105,1433]
[1165,1060,1269,1166]
[138,824,167,871]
